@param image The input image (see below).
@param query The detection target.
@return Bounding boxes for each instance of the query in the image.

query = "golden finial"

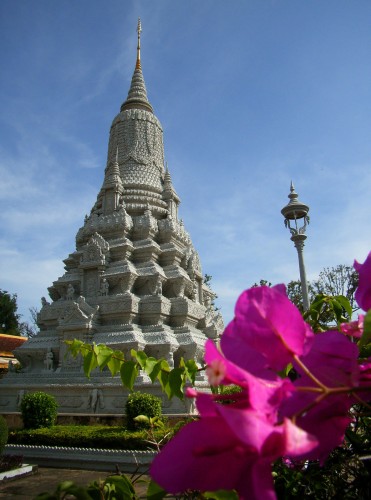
[136,18,142,70]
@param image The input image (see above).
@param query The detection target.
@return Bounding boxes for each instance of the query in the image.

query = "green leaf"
[360,310,371,348]
[95,345,113,370]
[144,357,162,380]
[120,360,138,390]
[157,366,171,398]
[55,481,92,500]
[184,359,198,384]
[329,298,343,320]
[107,355,123,377]
[65,339,84,356]
[134,414,150,424]
[102,475,136,499]
[168,367,184,399]
[147,479,167,500]
[144,359,163,383]
[334,295,353,318]
[83,350,98,378]
[131,349,148,369]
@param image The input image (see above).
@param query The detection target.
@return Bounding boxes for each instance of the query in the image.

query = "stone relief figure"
[87,389,105,413]
[44,348,54,371]
[187,251,195,277]
[204,296,212,312]
[191,281,198,302]
[41,296,50,306]
[155,277,162,296]
[166,351,174,369]
[99,278,109,296]
[66,284,75,300]
[117,195,126,210]
[17,390,26,409]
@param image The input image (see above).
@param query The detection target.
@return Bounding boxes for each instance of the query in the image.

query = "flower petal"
[354,252,371,311]
[222,286,312,372]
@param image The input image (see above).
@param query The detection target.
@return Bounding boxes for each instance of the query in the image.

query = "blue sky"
[0,0,370,327]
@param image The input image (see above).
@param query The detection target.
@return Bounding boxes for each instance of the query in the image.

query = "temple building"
[0,20,223,416]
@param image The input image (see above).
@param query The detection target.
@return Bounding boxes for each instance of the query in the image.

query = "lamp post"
[281,182,310,311]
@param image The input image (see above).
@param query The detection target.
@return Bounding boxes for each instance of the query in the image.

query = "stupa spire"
[121,18,153,113]
[136,18,142,70]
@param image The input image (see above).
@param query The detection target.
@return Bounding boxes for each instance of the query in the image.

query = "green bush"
[0,415,8,454]
[218,385,243,405]
[20,392,58,429]
[125,392,162,430]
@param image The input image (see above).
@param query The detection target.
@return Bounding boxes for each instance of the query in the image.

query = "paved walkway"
[0,467,149,498]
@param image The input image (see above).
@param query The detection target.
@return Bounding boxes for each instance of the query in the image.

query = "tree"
[0,290,38,337]
[0,289,21,336]
[19,307,39,338]
[254,264,359,329]
[286,280,315,313]
[312,264,359,312]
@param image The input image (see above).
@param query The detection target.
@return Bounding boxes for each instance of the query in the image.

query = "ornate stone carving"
[87,389,105,412]
[132,206,158,240]
[99,277,110,296]
[44,348,54,371]
[17,390,26,409]
[41,297,50,306]
[81,233,109,267]
[66,284,75,300]
[58,297,99,330]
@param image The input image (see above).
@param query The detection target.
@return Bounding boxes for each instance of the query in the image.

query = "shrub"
[8,425,173,450]
[218,385,243,405]
[125,392,162,430]
[20,392,58,429]
[0,415,8,454]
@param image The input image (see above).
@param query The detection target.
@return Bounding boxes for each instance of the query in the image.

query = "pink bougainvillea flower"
[151,397,317,500]
[221,285,314,373]
[205,358,227,386]
[354,251,371,311]
[294,331,360,388]
[357,359,371,403]
[359,359,371,382]
[204,339,294,417]
[280,331,359,462]
[290,397,353,464]
[340,314,364,338]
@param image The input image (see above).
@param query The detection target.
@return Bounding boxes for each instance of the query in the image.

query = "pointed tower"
[0,20,223,416]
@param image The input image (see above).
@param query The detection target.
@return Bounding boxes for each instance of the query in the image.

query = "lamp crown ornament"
[281,181,310,236]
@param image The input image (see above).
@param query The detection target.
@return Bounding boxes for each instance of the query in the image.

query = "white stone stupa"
[0,20,223,416]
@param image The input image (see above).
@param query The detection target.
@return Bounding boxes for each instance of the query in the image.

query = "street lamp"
[281,182,310,311]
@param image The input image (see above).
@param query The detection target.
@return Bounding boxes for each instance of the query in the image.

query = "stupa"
[0,20,223,416]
